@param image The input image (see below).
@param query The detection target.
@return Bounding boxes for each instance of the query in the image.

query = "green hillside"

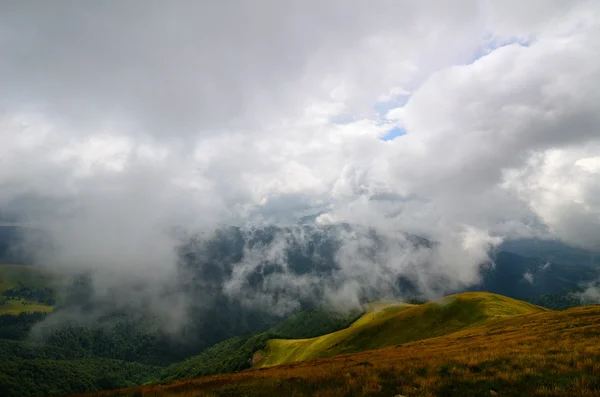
[256,292,547,367]
[160,334,273,381]
[160,308,363,381]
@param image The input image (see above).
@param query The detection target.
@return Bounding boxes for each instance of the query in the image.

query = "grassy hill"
[70,301,600,397]
[255,292,546,368]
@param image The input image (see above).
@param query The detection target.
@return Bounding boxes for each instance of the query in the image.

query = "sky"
[0,1,599,312]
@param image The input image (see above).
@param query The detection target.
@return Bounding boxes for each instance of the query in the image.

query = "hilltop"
[255,292,546,367]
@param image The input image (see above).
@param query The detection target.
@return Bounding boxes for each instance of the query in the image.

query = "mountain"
[475,251,599,299]
[160,292,549,382]
[0,225,54,265]
[499,238,599,266]
[69,295,600,397]
[254,292,546,368]
[529,283,600,310]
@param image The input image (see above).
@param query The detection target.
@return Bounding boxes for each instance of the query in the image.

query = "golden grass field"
[70,293,600,397]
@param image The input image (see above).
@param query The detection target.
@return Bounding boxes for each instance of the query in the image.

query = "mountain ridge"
[255,292,547,368]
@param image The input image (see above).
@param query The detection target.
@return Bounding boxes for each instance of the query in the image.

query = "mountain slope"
[500,238,600,266]
[256,292,546,367]
[73,303,600,397]
[476,251,599,299]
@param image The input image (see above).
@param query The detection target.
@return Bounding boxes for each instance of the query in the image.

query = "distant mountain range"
[499,237,599,266]
[2,223,598,301]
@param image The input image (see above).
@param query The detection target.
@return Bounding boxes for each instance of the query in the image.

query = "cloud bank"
[1,1,599,321]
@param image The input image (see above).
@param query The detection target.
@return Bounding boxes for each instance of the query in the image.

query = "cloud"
[505,145,600,251]
[218,223,499,316]
[0,1,599,326]
[575,280,600,304]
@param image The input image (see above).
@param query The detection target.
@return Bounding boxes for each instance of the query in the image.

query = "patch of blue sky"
[467,35,532,65]
[380,126,406,141]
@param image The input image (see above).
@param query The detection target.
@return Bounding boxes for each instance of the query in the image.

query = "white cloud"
[385,107,405,124]
[576,156,600,173]
[505,145,600,250]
